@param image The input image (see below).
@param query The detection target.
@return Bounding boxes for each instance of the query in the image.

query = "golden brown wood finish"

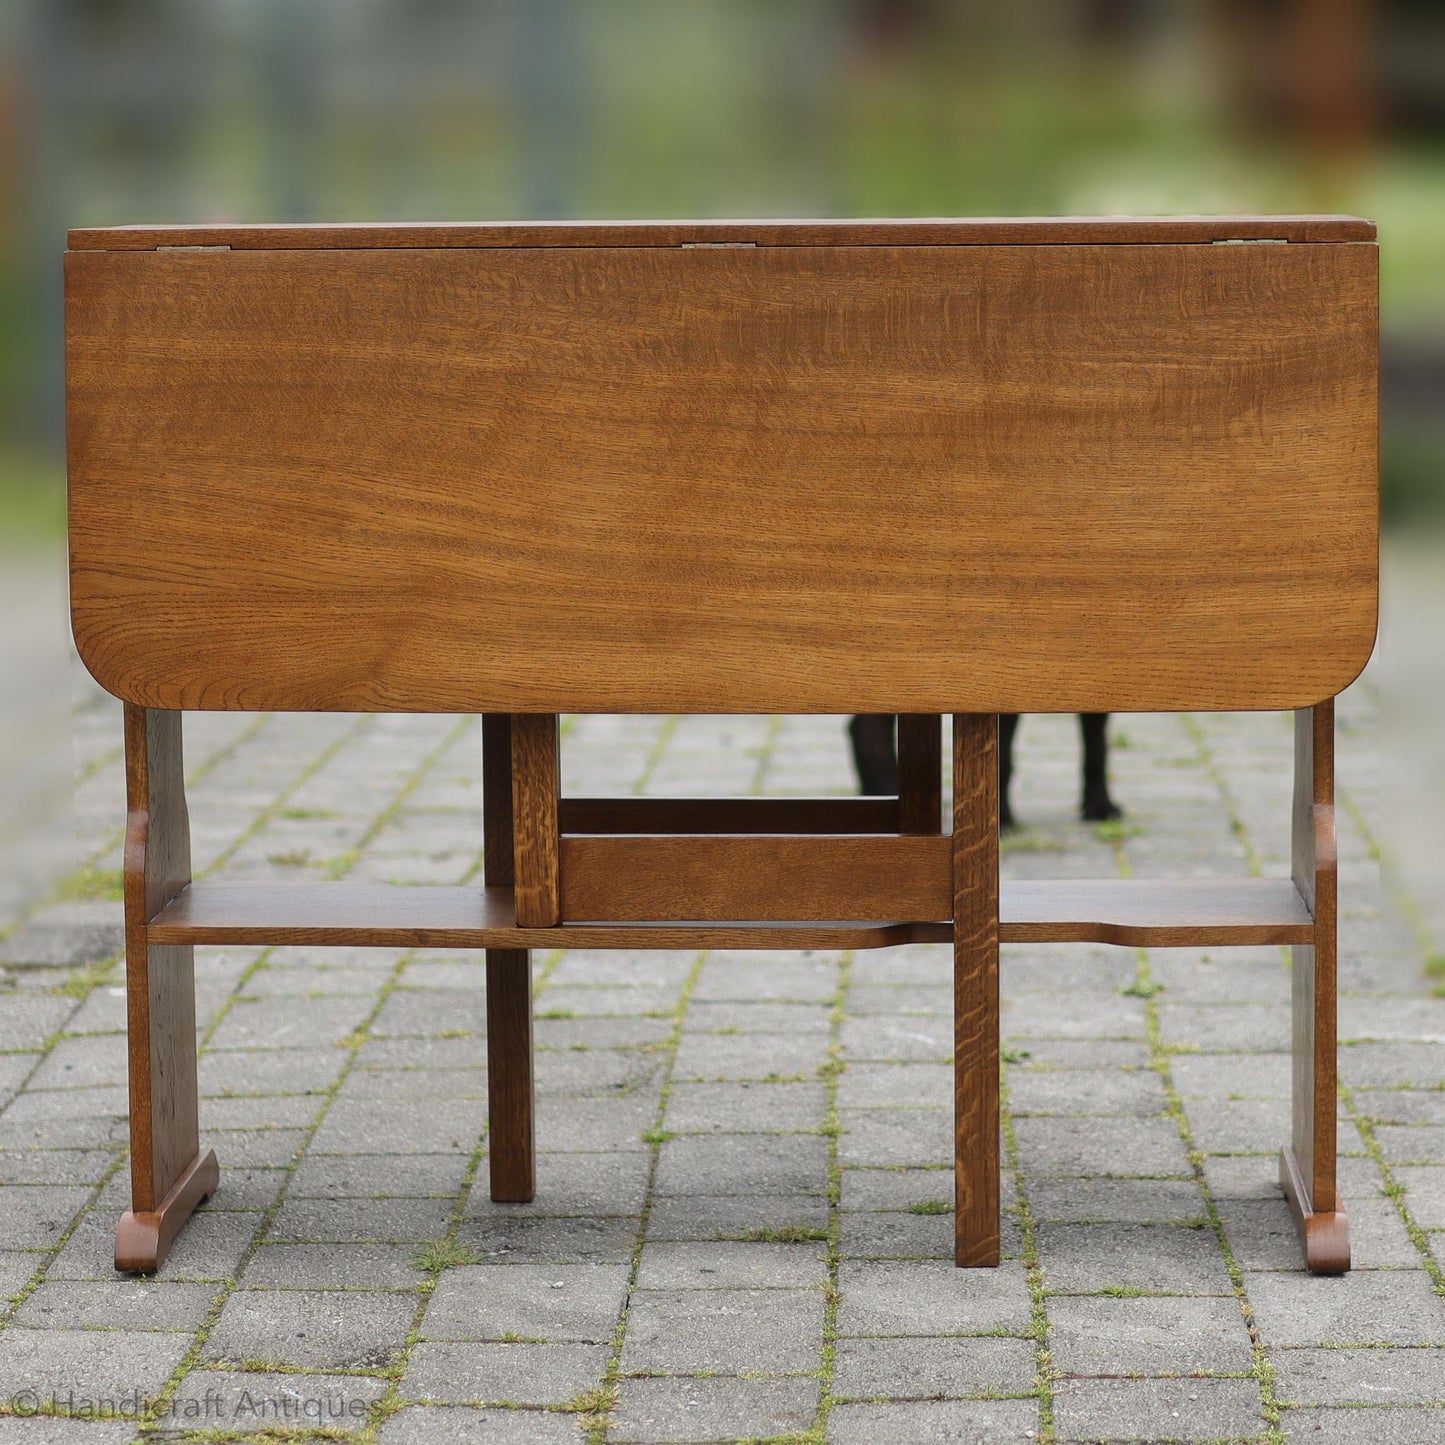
[557,835,952,923]
[145,876,1315,950]
[114,1147,219,1274]
[118,705,216,1271]
[511,715,560,928]
[1281,699,1348,1272]
[68,218,1376,1276]
[954,713,1000,1267]
[146,882,931,949]
[1000,878,1314,946]
[898,715,943,835]
[483,713,534,1202]
[560,796,900,834]
[67,242,1377,716]
[67,216,1376,250]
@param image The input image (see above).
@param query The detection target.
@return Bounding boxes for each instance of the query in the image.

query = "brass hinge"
[1212,238,1288,245]
[681,241,757,249]
[156,245,232,252]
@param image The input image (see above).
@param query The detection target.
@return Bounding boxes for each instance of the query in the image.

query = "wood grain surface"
[145,876,1316,949]
[67,240,1377,714]
[122,706,201,1212]
[67,216,1375,250]
[558,834,953,922]
[1291,701,1339,1215]
[953,713,1000,1266]
[510,714,560,927]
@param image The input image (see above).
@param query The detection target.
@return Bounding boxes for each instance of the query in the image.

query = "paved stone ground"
[1,564,1443,1442]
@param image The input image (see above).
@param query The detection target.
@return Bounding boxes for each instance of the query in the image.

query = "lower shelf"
[148,877,1313,951]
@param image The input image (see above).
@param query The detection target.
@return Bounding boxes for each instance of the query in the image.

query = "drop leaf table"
[63,216,1378,1274]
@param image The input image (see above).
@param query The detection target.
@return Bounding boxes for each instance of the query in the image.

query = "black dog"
[848,714,1120,830]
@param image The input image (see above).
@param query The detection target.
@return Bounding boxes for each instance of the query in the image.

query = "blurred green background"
[0,0,1442,541]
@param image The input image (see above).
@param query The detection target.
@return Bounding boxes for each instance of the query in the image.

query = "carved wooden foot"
[1279,1147,1349,1275]
[115,1147,219,1273]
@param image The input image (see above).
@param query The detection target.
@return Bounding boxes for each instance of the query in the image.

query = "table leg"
[1281,699,1349,1272]
[953,713,1000,1266]
[116,706,217,1272]
[484,715,536,1200]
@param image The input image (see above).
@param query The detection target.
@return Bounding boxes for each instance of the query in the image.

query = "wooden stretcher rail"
[147,876,1315,950]
[559,796,901,833]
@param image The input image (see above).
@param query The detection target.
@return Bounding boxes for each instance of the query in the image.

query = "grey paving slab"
[381,1405,586,1443]
[0,1253,41,1301]
[833,1333,1037,1400]
[310,1098,482,1155]
[619,1287,824,1374]
[612,1376,819,1443]
[1024,1177,1206,1224]
[1279,1405,1445,1444]
[288,1151,472,1199]
[166,1365,389,1432]
[1244,1269,1445,1347]
[238,1240,427,1290]
[402,1340,608,1406]
[204,1288,417,1370]
[634,1240,826,1289]
[835,1260,1033,1338]
[0,1323,190,1404]
[827,1398,1040,1444]
[664,1081,827,1133]
[1391,1166,1445,1230]
[1269,1345,1445,1406]
[420,1263,630,1343]
[457,1214,641,1264]
[0,1188,90,1251]
[1006,1066,1168,1118]
[838,1166,962,1213]
[1053,1376,1265,1442]
[1037,1222,1233,1295]
[1012,1116,1192,1179]
[12,1280,218,1332]
[0,1419,136,1444]
[653,1134,829,1197]
[463,1152,650,1218]
[837,1107,952,1168]
[1047,1294,1254,1375]
[644,1193,830,1242]
[836,1062,951,1110]
[266,1195,455,1243]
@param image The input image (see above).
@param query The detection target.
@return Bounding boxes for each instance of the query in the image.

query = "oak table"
[64,216,1378,1274]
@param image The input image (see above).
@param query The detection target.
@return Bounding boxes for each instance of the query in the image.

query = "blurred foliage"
[1,0,1442,534]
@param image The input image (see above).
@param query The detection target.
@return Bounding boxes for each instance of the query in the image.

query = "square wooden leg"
[483,715,536,1201]
[953,713,1001,1266]
[486,948,536,1200]
[116,706,216,1273]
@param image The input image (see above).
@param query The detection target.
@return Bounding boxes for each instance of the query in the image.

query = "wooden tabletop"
[66,220,1378,715]
[68,215,1376,251]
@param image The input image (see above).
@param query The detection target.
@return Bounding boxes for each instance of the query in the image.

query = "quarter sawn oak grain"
[67,241,1377,715]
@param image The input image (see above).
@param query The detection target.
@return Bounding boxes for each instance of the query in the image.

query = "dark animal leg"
[1080,712,1122,821]
[848,714,899,796]
[849,713,1022,831]
[998,713,1019,831]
